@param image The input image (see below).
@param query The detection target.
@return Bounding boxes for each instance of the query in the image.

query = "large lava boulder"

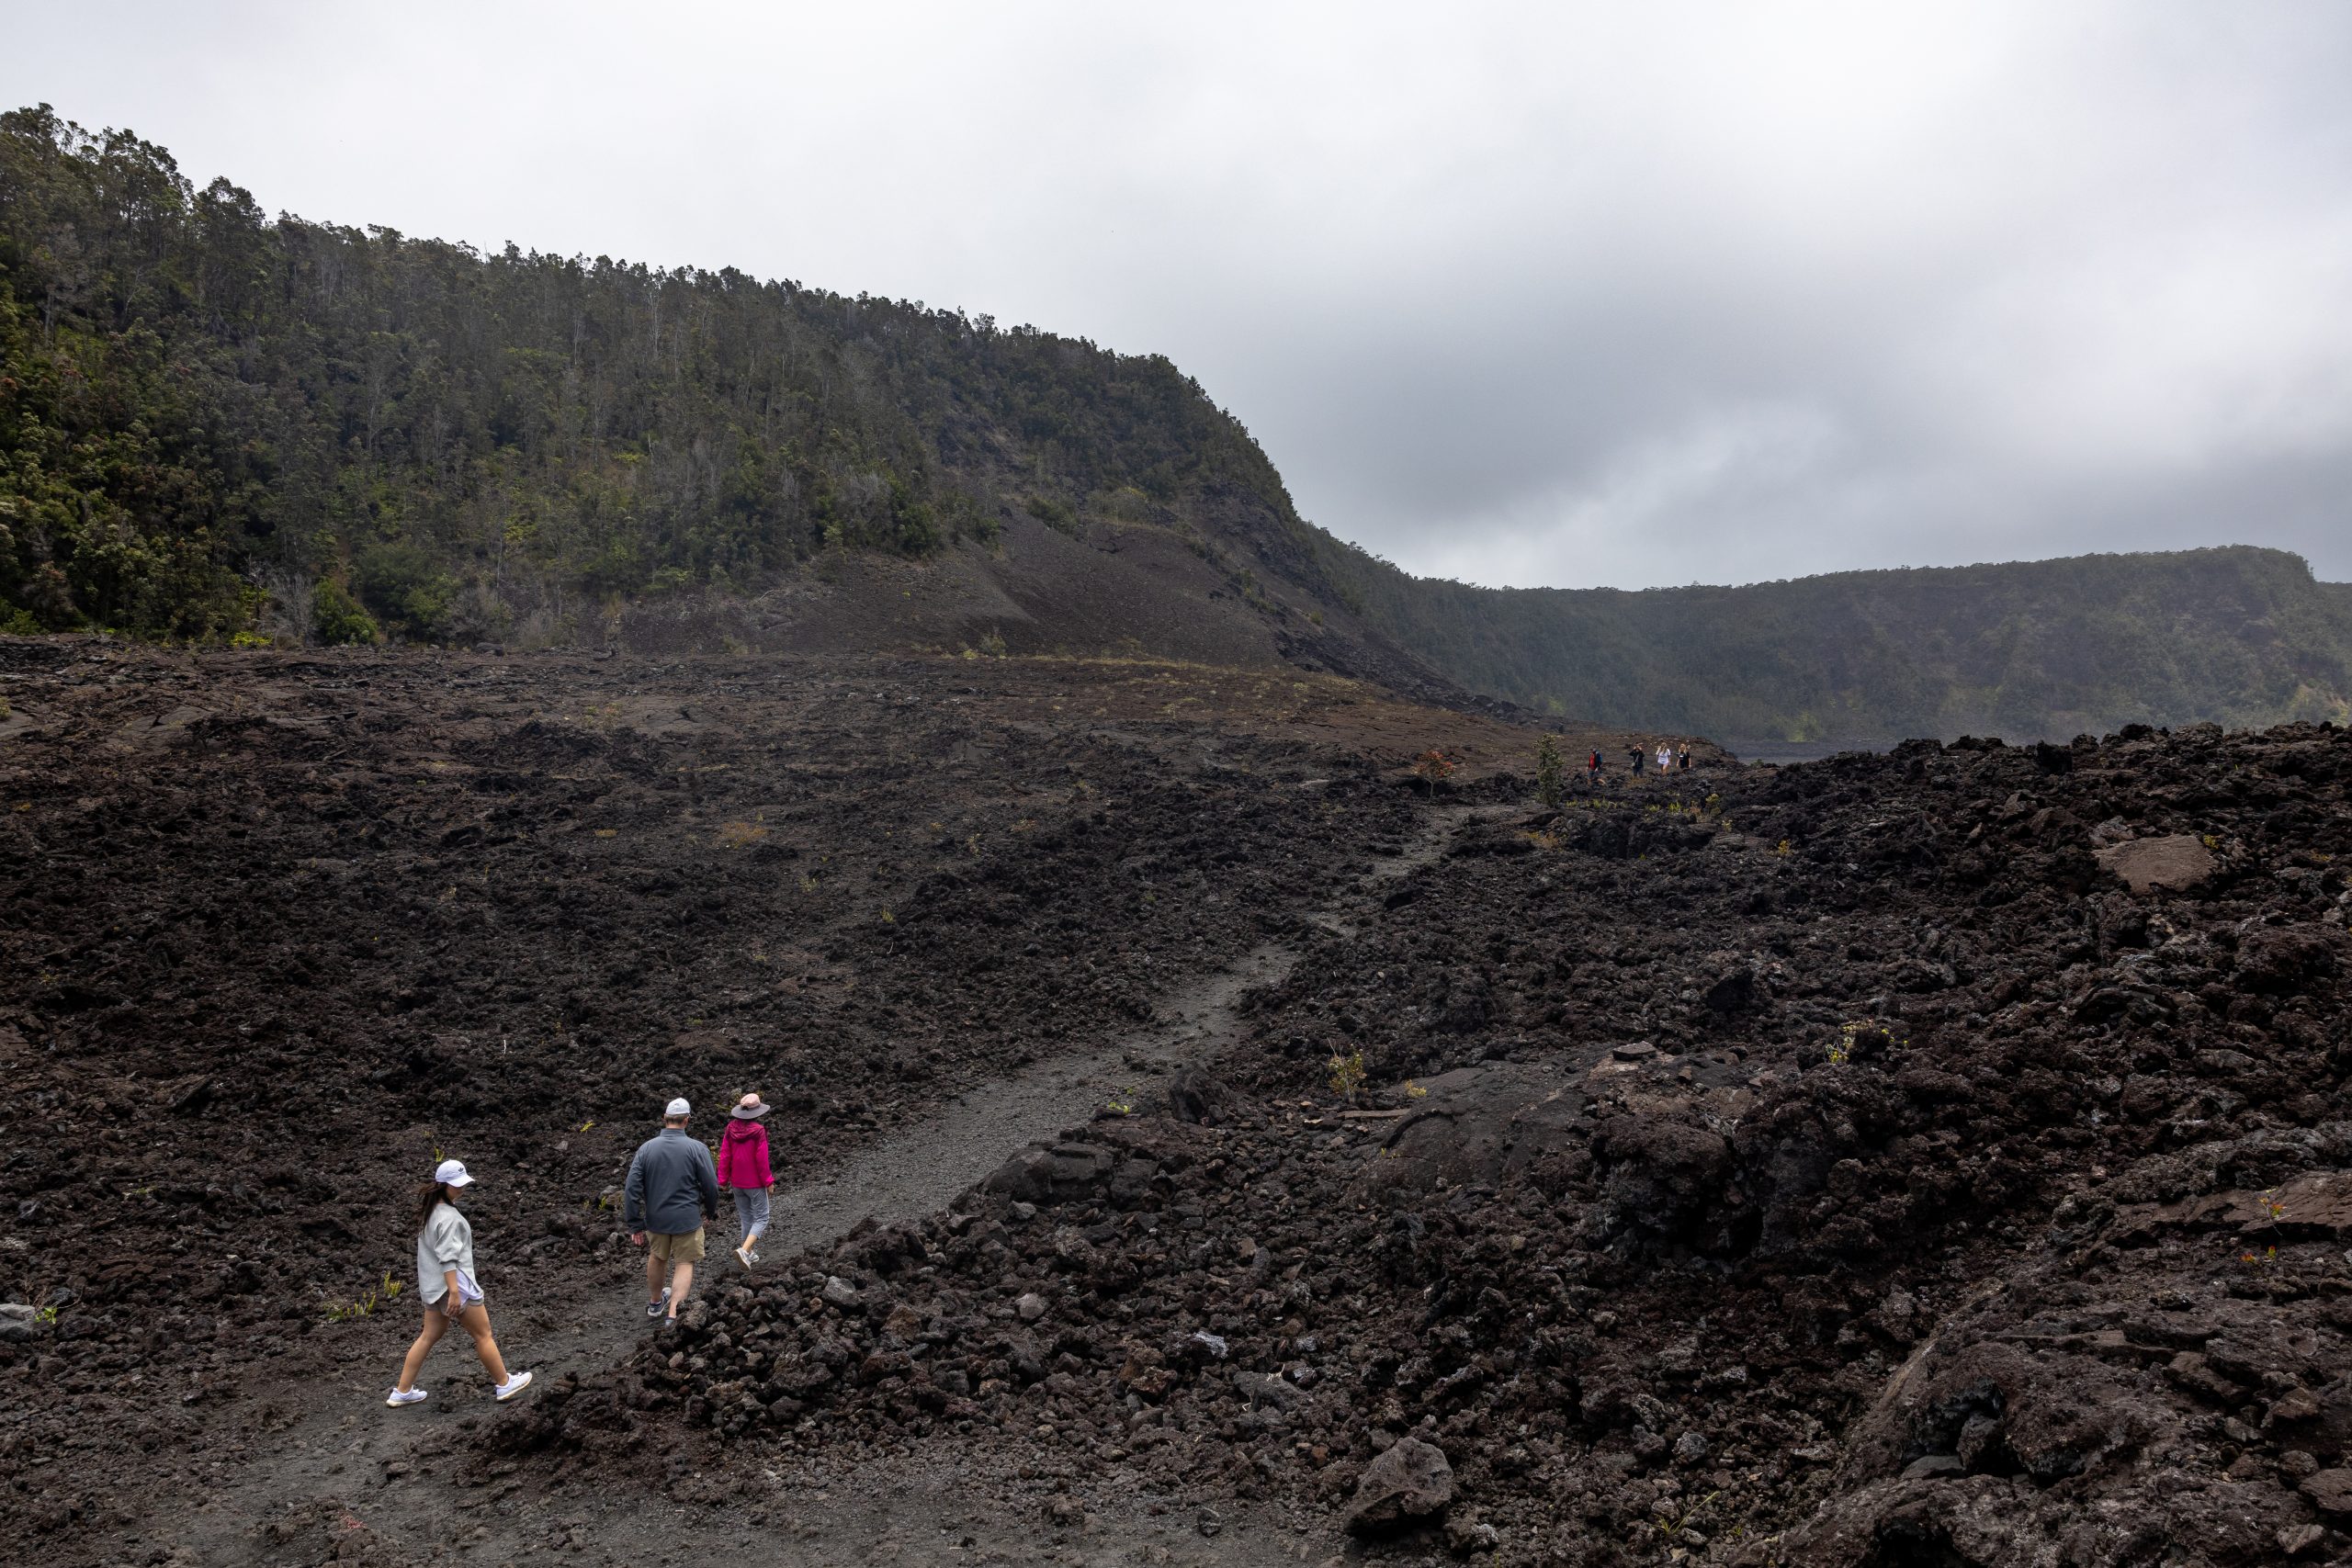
[1361,1062,1591,1199]
[2093,833,2215,895]
[982,1143,1117,1204]
[1342,1437,1454,1535]
[1590,1113,1731,1244]
[2234,924,2345,994]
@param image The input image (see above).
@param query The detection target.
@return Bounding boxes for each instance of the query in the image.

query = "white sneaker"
[646,1287,672,1319]
[494,1371,533,1402]
[735,1241,754,1270]
[386,1387,428,1407]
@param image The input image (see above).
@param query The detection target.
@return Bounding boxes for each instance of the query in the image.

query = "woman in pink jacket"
[717,1092,775,1269]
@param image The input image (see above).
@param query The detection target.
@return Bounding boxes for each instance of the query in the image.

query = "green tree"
[1534,734,1565,808]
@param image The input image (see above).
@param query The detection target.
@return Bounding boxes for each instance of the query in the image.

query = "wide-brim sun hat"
[434,1158,473,1187]
[730,1093,769,1120]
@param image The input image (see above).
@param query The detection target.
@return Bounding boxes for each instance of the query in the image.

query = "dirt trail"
[172,805,1498,1567]
[764,801,1492,1261]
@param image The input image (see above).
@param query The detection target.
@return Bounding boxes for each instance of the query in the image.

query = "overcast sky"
[6,2,2349,588]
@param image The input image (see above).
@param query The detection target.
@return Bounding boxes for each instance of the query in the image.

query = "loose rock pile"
[546,721,2352,1564]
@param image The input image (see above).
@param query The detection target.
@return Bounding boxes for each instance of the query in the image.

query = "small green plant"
[310,577,381,646]
[1774,838,1793,857]
[1105,1086,1137,1116]
[578,1120,595,1134]
[2200,833,2221,851]
[1413,748,1456,799]
[1829,1020,1906,1065]
[1402,1080,1429,1100]
[323,1272,403,1323]
[1534,735,1565,809]
[1025,493,1080,535]
[978,628,1008,658]
[1656,1490,1721,1542]
[1328,1049,1368,1097]
[33,1305,59,1327]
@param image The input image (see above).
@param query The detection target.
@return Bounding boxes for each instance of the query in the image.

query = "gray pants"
[731,1187,771,1245]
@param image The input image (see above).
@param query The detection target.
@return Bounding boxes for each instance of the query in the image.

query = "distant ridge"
[1326,545,2352,748]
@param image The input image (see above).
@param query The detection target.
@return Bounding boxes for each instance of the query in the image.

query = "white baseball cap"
[665,1097,692,1118]
[434,1158,473,1187]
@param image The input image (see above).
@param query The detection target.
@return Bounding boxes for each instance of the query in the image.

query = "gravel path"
[173,807,1496,1567]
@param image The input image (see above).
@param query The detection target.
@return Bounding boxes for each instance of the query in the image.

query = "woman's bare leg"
[456,1301,510,1384]
[396,1304,450,1392]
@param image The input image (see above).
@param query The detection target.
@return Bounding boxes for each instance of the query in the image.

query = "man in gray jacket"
[624,1097,720,1326]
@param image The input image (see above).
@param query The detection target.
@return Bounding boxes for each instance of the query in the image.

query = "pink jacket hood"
[716,1117,773,1189]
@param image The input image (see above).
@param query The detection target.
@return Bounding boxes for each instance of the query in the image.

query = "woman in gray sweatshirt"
[387,1158,532,1405]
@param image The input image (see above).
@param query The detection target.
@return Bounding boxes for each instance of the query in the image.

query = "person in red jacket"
[717,1093,775,1269]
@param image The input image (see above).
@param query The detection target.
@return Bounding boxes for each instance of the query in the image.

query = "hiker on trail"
[387,1158,532,1407]
[1677,744,1691,772]
[624,1097,720,1326]
[1629,746,1644,775]
[1657,742,1672,773]
[717,1092,776,1270]
[1588,749,1602,784]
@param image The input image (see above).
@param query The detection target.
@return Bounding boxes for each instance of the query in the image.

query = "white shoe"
[386,1387,428,1407]
[735,1241,754,1270]
[494,1371,533,1402]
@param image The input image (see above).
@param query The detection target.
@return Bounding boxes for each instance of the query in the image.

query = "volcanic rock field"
[5,637,2350,1567]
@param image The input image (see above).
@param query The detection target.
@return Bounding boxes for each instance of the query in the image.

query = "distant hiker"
[1629,746,1644,775]
[1677,745,1691,772]
[1657,743,1672,773]
[387,1158,532,1407]
[717,1092,776,1270]
[625,1097,721,1326]
[1588,749,1602,784]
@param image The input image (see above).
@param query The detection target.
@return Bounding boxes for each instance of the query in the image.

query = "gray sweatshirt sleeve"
[427,1207,468,1266]
[695,1143,720,1220]
[623,1145,648,1227]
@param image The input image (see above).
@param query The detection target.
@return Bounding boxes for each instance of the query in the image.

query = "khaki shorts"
[648,1228,706,1263]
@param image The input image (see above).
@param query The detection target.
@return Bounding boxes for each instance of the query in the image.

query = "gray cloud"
[6,1,2348,587]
